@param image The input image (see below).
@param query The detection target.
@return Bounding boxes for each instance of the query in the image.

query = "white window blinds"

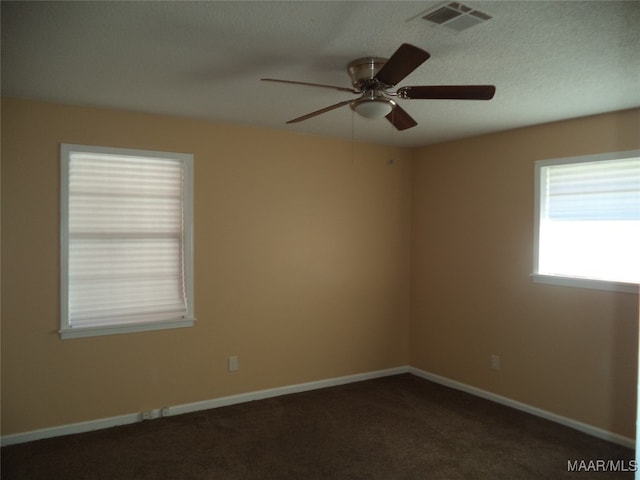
[535,152,640,287]
[61,145,194,338]
[541,157,639,221]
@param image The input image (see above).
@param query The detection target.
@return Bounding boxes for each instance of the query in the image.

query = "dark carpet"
[1,374,634,479]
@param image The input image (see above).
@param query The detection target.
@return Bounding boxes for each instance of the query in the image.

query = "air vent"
[421,2,491,32]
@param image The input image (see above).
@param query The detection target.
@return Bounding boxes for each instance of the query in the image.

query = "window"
[533,150,640,293]
[60,144,195,339]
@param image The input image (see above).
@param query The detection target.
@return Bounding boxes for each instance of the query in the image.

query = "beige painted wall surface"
[1,98,412,435]
[411,108,640,438]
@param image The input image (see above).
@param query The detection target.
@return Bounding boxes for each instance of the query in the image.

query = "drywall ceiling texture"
[2,1,639,147]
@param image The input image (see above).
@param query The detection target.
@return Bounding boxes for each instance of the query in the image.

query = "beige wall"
[2,97,638,441]
[411,108,640,438]
[1,98,412,435]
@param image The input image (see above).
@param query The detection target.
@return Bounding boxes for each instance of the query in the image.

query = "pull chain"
[387,109,395,166]
[351,109,355,164]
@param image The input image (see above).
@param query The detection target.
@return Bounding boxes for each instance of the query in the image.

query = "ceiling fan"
[262,43,495,131]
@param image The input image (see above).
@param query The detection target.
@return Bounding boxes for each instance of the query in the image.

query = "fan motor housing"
[347,57,388,90]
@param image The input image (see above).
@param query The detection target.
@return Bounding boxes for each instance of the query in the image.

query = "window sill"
[59,317,195,340]
[532,274,639,294]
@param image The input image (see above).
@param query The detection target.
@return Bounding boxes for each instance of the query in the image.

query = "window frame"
[532,149,640,294]
[60,143,195,339]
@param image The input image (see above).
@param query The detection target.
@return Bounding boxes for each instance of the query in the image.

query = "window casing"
[533,150,640,293]
[60,144,195,339]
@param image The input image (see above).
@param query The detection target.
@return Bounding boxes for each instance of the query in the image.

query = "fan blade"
[398,85,496,100]
[286,100,353,124]
[385,105,417,131]
[261,78,358,94]
[374,44,430,87]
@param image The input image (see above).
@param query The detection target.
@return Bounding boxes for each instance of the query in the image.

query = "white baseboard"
[164,366,409,417]
[0,412,142,447]
[2,365,633,449]
[408,366,635,449]
[0,366,408,447]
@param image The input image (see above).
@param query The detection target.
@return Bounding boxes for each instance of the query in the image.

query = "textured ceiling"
[2,1,639,147]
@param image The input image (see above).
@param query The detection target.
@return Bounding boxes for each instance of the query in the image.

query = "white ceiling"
[2,1,639,147]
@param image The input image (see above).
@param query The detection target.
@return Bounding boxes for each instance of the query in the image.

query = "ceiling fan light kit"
[351,98,395,119]
[261,43,495,131]
[351,90,396,119]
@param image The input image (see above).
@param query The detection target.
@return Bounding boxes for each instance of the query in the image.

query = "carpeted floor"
[1,374,635,479]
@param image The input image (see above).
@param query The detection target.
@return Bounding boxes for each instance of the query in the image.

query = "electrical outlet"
[490,354,501,371]
[141,409,162,420]
[161,407,170,417]
[228,355,239,372]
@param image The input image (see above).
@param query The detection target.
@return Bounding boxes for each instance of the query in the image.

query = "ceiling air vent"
[422,2,491,32]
